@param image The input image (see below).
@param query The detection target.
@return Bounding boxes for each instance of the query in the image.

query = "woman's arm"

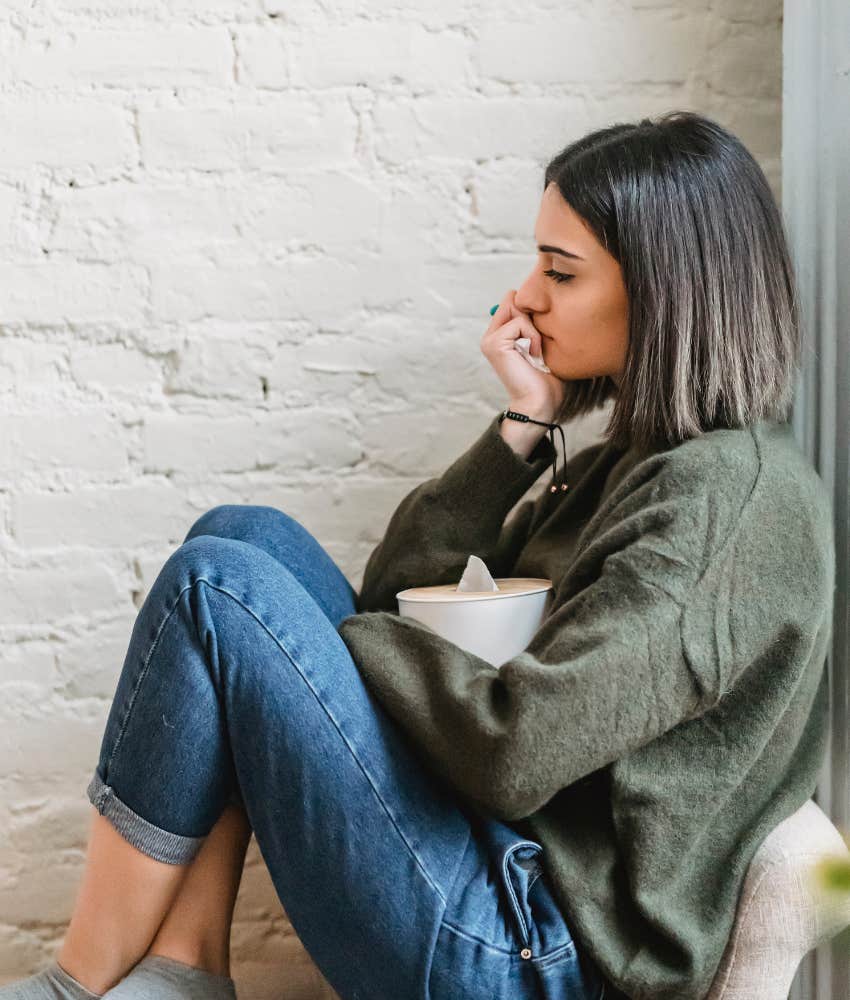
[353,411,557,614]
[338,492,724,823]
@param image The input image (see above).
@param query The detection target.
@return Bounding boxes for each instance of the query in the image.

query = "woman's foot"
[0,961,103,999]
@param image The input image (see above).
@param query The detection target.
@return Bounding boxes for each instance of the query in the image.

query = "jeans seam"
[195,577,449,906]
[439,918,515,957]
[105,581,196,779]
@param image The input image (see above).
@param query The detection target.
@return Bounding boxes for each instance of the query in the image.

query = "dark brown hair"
[543,110,801,450]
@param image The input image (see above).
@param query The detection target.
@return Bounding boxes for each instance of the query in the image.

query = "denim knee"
[177,507,356,630]
[184,503,296,545]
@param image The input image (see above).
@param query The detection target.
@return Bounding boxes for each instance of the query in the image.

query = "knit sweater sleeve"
[354,412,557,614]
[337,488,723,824]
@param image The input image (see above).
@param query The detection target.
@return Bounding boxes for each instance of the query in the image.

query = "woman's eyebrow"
[537,243,585,261]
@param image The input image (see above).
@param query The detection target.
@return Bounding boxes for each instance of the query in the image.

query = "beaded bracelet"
[499,408,569,493]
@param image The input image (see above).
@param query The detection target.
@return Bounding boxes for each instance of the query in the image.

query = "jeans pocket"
[502,840,575,961]
[503,840,608,1000]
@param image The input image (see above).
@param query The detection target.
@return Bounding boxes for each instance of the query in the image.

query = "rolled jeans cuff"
[87,769,206,866]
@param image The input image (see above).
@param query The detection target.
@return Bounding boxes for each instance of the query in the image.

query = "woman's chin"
[554,366,609,383]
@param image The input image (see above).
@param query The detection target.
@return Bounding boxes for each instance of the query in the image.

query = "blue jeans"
[85,505,605,1000]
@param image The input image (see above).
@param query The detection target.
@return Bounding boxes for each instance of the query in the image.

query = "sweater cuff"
[433,412,557,521]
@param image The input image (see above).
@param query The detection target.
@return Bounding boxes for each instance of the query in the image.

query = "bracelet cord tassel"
[500,408,569,494]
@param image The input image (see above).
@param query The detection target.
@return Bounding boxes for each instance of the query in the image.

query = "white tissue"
[456,554,500,592]
[515,337,551,374]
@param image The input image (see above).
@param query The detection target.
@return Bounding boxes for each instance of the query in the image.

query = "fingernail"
[489,304,499,316]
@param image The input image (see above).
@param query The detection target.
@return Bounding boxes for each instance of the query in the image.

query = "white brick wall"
[0,0,783,996]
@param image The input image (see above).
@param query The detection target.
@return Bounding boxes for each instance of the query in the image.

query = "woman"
[1,111,834,1000]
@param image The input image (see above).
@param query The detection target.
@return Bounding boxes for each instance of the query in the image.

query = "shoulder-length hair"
[543,110,801,451]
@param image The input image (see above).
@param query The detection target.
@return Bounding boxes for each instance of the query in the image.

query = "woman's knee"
[184,504,299,546]
[162,532,247,586]
[158,533,306,611]
[176,506,355,625]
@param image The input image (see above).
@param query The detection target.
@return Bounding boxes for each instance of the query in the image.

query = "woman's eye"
[543,268,574,284]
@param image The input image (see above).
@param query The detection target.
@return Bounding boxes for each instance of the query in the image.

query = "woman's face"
[514,182,630,387]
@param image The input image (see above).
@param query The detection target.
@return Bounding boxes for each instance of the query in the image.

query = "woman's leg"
[53,813,191,994]
[132,505,356,974]
[48,505,354,992]
[57,514,463,998]
[142,800,252,976]
[36,504,599,1000]
[168,506,606,1000]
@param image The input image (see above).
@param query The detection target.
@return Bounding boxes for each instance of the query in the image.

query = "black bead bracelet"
[499,408,569,493]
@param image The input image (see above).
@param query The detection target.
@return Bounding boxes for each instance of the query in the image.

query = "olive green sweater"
[336,411,835,1000]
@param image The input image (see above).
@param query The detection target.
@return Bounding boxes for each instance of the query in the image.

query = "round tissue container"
[396,578,553,668]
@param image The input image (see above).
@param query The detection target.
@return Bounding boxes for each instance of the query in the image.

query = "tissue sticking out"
[515,337,551,374]
[456,554,500,592]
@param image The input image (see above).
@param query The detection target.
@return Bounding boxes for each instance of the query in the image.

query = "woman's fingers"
[483,290,541,351]
[483,289,518,339]
[497,309,546,359]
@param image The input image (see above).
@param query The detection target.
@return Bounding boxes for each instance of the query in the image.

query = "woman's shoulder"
[651,420,760,491]
[662,419,832,525]
[589,418,834,580]
[655,420,834,596]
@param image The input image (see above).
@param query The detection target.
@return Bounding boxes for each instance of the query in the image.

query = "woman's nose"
[514,280,543,315]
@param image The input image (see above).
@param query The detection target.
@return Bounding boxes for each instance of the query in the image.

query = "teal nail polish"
[489,304,499,316]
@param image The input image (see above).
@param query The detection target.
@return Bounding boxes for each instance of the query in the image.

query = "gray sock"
[0,961,103,1000]
[102,956,236,1000]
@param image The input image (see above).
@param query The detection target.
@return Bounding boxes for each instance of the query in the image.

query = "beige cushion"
[706,798,850,1000]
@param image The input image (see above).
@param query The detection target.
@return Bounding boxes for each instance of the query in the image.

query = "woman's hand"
[480,289,567,422]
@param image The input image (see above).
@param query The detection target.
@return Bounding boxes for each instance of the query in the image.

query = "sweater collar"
[598,438,661,504]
